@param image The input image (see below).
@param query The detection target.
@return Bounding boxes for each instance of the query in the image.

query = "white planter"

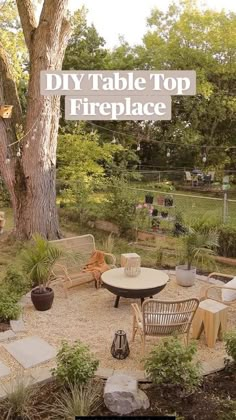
[175,265,196,287]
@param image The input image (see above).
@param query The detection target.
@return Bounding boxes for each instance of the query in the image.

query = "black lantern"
[111,330,130,359]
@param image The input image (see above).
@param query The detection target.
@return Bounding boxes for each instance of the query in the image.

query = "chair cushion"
[146,313,188,325]
[222,277,236,302]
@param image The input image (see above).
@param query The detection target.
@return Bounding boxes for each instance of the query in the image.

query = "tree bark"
[0,0,71,240]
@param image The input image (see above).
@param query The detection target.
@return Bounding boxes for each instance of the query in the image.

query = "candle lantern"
[111,330,130,360]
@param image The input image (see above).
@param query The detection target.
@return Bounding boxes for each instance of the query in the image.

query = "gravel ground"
[0,273,235,381]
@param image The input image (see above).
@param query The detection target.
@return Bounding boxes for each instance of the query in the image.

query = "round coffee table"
[101,267,169,308]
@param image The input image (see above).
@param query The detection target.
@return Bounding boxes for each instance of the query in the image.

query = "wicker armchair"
[200,272,236,308]
[131,298,199,352]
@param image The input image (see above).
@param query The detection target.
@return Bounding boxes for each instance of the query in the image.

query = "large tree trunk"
[0,0,71,240]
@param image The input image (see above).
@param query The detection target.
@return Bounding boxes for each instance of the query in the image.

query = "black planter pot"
[145,195,154,204]
[31,287,54,311]
[164,198,173,207]
[152,209,158,217]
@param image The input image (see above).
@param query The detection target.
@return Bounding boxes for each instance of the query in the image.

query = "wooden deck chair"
[131,298,199,353]
[50,234,116,296]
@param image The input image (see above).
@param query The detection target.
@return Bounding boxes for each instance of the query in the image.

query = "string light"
[16,148,21,157]
[202,153,207,163]
[166,148,171,158]
[136,144,141,151]
[111,135,117,144]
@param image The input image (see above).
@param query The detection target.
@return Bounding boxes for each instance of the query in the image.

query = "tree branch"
[39,0,69,42]
[16,0,37,51]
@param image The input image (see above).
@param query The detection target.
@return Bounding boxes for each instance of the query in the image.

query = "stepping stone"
[10,320,26,333]
[0,361,10,378]
[3,336,57,369]
[0,330,15,342]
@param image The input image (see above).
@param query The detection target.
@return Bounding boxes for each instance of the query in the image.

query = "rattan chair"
[131,298,199,352]
[200,272,236,308]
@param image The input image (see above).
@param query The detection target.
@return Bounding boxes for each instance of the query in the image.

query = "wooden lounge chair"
[50,234,116,296]
[131,298,199,352]
[184,171,192,184]
[200,272,236,308]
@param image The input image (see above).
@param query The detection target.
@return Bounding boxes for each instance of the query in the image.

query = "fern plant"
[21,234,62,293]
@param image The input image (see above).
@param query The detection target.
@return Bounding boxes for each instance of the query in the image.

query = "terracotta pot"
[175,265,196,287]
[31,287,54,311]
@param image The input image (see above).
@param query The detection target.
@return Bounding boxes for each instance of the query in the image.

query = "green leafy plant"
[52,340,99,385]
[105,178,138,233]
[0,375,39,420]
[21,234,62,293]
[144,337,202,394]
[180,228,219,270]
[224,331,236,363]
[218,225,236,258]
[0,289,21,322]
[2,266,30,297]
[49,381,102,419]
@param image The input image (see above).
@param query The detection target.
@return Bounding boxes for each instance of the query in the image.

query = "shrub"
[224,331,236,363]
[144,337,202,394]
[105,178,138,233]
[52,341,99,385]
[0,289,21,322]
[218,225,236,258]
[2,266,30,297]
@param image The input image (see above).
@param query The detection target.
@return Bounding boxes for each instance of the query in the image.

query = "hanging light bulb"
[5,154,10,164]
[202,153,207,163]
[16,148,21,157]
[166,148,171,158]
[111,135,117,144]
[25,142,29,149]
[136,143,141,151]
[33,127,37,133]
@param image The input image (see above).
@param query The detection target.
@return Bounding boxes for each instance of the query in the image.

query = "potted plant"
[161,210,168,219]
[21,234,62,311]
[145,192,154,204]
[176,228,219,287]
[152,208,158,217]
[164,194,174,207]
[152,217,160,232]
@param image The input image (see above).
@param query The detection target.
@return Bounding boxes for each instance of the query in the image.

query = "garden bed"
[1,366,235,419]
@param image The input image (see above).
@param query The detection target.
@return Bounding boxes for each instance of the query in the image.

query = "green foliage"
[57,129,122,184]
[0,375,38,420]
[135,206,151,230]
[2,266,30,296]
[144,337,202,394]
[180,227,219,270]
[0,289,21,322]
[63,8,108,71]
[105,178,138,233]
[218,225,236,258]
[21,234,62,291]
[52,340,99,386]
[49,381,102,419]
[224,331,236,363]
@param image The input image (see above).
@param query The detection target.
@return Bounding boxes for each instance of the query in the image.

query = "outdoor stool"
[191,298,228,348]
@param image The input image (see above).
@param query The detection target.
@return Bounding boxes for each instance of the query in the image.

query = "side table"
[192,299,228,348]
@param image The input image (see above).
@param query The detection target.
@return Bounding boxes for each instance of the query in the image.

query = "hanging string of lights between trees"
[3,107,235,165]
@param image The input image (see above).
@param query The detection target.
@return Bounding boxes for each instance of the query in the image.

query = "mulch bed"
[1,365,234,420]
[0,321,10,332]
